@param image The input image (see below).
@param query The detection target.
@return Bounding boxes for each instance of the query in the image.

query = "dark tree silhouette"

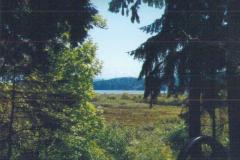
[109,0,225,133]
[226,2,240,159]
[109,1,240,159]
[0,1,104,159]
[1,0,98,75]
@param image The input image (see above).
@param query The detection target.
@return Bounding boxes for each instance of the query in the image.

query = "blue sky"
[89,0,163,79]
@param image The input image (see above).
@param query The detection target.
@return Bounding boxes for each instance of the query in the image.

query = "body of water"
[94,90,168,94]
[94,90,144,94]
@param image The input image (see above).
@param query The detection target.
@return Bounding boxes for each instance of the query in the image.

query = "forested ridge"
[94,77,144,90]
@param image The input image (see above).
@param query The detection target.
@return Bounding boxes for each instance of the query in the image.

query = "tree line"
[94,77,144,90]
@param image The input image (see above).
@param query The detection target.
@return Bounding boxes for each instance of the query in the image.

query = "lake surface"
[94,90,144,94]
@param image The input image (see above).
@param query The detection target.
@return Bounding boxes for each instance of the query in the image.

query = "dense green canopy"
[0,0,101,75]
[0,1,109,159]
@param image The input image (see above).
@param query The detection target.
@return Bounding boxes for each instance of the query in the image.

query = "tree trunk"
[189,71,201,138]
[227,65,240,160]
[188,69,201,159]
[226,1,240,158]
[212,110,216,139]
[149,91,153,109]
[7,68,16,160]
[202,75,216,139]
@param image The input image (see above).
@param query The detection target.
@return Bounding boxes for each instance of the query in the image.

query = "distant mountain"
[93,78,104,82]
[93,77,144,90]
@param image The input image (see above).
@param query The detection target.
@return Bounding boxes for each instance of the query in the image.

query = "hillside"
[94,77,144,90]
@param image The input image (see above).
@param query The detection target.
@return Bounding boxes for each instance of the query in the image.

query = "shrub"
[132,95,144,103]
[165,122,188,153]
[121,93,131,100]
[156,95,186,106]
[127,135,174,160]
[108,95,117,100]
[87,141,112,160]
[97,123,134,160]
[98,123,175,160]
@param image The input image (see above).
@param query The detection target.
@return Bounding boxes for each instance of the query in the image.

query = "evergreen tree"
[0,0,105,75]
[0,1,108,159]
[109,0,240,159]
[225,1,240,159]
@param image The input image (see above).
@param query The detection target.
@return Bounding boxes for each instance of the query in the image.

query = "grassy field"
[93,93,187,159]
[93,93,229,160]
[93,93,184,126]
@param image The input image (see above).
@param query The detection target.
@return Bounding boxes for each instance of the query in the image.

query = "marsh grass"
[93,94,185,159]
[93,93,229,159]
[93,93,182,126]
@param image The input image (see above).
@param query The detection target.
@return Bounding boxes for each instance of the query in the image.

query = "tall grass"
[93,93,229,159]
